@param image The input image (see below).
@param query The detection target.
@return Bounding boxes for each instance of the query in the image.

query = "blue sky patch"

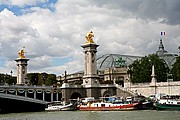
[0,0,57,15]
[0,58,5,67]
[52,57,70,66]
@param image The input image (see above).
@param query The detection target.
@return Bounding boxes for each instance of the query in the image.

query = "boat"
[154,95,180,110]
[79,101,140,111]
[79,97,141,111]
[45,101,76,111]
[133,95,154,110]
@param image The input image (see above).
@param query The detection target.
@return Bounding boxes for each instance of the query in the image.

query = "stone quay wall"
[124,81,180,97]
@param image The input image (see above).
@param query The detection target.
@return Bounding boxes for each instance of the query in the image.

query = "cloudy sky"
[0,0,179,76]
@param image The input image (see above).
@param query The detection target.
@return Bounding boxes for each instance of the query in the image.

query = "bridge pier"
[59,31,133,101]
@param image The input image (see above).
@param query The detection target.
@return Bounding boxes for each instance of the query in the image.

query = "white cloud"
[12,0,36,6]
[0,0,48,6]
[0,0,180,76]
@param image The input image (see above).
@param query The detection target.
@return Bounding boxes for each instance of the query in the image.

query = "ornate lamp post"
[10,70,13,77]
[41,72,47,85]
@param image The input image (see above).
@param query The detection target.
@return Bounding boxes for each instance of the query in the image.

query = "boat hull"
[154,102,180,110]
[45,103,77,111]
[140,101,154,110]
[79,103,140,111]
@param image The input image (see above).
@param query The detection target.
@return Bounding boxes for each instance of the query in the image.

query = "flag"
[160,32,166,36]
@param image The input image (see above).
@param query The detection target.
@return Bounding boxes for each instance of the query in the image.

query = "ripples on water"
[0,110,179,120]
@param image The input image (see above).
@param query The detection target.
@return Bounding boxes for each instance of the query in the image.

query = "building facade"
[57,38,178,87]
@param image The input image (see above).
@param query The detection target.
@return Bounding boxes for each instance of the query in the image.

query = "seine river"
[0,110,179,120]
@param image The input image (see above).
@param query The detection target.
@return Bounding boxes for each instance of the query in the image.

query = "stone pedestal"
[151,65,157,85]
[81,43,100,87]
[15,58,29,85]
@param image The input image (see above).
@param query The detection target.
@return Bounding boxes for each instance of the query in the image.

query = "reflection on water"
[0,110,179,120]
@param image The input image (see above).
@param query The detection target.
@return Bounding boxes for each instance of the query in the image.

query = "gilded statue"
[85,31,94,44]
[18,47,26,58]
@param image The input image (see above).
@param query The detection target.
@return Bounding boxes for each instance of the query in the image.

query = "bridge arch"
[102,90,112,97]
[70,92,82,99]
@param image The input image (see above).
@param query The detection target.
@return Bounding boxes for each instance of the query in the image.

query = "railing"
[0,85,62,102]
[130,81,180,88]
[0,85,59,89]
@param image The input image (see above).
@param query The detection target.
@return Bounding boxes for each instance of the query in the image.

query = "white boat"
[154,95,180,110]
[45,101,75,111]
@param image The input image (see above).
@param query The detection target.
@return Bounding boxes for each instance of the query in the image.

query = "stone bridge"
[0,84,134,102]
[61,84,134,101]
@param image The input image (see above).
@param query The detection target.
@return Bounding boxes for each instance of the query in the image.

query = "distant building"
[57,39,178,84]
[57,54,142,85]
[156,39,178,69]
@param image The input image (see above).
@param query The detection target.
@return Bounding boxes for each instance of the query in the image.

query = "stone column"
[56,93,59,101]
[34,91,36,99]
[15,47,29,85]
[25,90,27,97]
[51,92,53,102]
[43,91,45,101]
[81,42,100,87]
[151,65,157,95]
[151,65,157,84]
[15,58,29,85]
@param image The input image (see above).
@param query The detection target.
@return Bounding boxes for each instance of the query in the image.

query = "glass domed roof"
[97,54,142,70]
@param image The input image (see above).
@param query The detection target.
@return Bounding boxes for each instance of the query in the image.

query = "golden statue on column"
[18,47,26,58]
[85,31,94,44]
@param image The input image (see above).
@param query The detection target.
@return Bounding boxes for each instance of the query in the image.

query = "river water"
[0,110,179,120]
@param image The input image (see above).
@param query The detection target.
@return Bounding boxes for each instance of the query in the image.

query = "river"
[0,110,179,120]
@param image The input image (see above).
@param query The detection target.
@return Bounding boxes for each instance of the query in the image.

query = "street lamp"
[64,71,67,83]
[10,70,13,77]
[41,72,47,85]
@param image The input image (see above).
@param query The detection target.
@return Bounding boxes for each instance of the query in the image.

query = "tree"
[128,54,169,83]
[45,74,57,86]
[27,73,57,85]
[171,57,180,81]
[171,47,180,81]
[0,73,16,85]
[27,73,39,85]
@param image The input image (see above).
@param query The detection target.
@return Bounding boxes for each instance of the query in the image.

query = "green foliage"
[170,46,180,81]
[128,54,169,83]
[0,73,16,85]
[27,73,39,85]
[27,73,57,85]
[0,72,57,86]
[171,56,180,81]
[45,74,57,86]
